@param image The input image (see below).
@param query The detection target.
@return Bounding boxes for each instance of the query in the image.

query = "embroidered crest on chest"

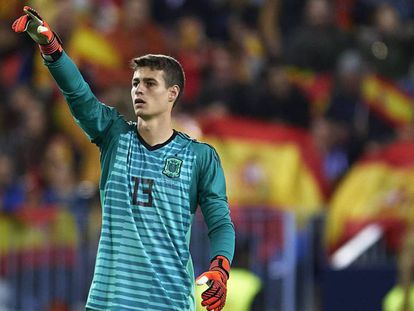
[163,157,183,178]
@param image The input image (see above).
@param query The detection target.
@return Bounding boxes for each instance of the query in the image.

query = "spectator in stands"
[172,14,208,112]
[326,50,395,145]
[254,60,311,128]
[101,0,168,87]
[356,2,414,79]
[320,50,394,185]
[197,42,257,117]
[285,0,351,72]
[259,0,284,60]
[1,86,51,176]
[352,0,414,24]
[0,152,25,213]
[41,136,93,235]
[152,0,230,40]
[0,19,24,87]
[259,0,311,59]
[323,50,367,172]
[228,12,265,82]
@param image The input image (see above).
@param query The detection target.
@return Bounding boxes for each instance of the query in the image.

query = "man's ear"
[168,85,180,103]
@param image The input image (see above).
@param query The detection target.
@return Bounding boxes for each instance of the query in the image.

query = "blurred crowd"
[1,0,414,309]
[1,0,414,249]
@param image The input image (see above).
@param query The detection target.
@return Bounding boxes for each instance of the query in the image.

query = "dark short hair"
[131,54,185,106]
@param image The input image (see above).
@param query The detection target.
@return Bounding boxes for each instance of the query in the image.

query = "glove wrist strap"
[39,33,63,61]
[210,255,230,280]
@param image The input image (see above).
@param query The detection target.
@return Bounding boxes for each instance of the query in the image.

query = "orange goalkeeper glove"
[12,6,62,61]
[196,255,230,311]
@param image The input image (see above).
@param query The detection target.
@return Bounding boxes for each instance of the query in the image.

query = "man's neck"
[137,117,174,147]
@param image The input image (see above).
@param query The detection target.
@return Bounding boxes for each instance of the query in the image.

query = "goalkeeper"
[12,6,235,311]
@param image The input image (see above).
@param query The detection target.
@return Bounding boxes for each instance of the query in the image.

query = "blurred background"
[1,0,414,310]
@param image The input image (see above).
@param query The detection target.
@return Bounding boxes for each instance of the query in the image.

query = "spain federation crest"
[163,157,183,178]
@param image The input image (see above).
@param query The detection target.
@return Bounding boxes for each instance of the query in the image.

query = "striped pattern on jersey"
[86,130,196,311]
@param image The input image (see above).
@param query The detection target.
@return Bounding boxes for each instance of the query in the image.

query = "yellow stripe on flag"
[362,75,414,127]
[326,161,414,250]
[205,136,323,216]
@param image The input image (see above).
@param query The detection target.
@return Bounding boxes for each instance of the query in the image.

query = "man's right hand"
[12,6,62,61]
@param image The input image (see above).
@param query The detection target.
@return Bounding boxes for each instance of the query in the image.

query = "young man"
[12,7,235,311]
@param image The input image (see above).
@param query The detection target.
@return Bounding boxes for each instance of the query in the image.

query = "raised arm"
[12,6,119,144]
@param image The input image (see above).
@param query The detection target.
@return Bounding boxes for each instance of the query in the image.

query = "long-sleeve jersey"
[45,52,235,311]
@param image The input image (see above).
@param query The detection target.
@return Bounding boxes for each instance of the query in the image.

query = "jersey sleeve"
[45,51,119,145]
[196,144,235,263]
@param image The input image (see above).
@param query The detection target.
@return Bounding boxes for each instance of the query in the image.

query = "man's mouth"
[134,98,146,104]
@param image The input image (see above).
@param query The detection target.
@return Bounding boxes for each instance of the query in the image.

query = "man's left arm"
[195,145,235,311]
[197,145,235,262]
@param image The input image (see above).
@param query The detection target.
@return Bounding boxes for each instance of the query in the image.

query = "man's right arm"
[45,51,119,143]
[12,6,118,144]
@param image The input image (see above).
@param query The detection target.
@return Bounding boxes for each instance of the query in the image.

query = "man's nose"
[135,84,144,94]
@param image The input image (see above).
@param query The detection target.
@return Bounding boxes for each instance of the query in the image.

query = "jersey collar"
[135,129,177,151]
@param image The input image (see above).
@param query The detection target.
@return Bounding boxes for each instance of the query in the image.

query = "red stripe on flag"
[200,116,329,198]
[360,141,414,168]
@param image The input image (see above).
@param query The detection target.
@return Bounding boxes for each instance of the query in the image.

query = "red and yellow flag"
[201,116,327,218]
[325,141,414,252]
[287,66,414,129]
[362,75,414,128]
[286,67,332,116]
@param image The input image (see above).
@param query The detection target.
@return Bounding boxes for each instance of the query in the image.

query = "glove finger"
[202,291,224,306]
[201,282,216,297]
[202,286,224,301]
[213,293,226,311]
[23,6,43,26]
[201,296,218,307]
[201,289,218,301]
[206,298,222,311]
[12,16,29,32]
[218,298,226,310]
[11,18,19,31]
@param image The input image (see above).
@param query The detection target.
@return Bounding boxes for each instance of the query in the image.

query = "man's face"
[131,68,175,119]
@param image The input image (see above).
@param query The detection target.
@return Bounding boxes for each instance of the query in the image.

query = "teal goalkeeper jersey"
[46,52,235,311]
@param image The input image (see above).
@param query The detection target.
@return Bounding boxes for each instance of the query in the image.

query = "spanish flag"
[286,67,332,116]
[362,75,414,129]
[201,116,327,218]
[287,66,414,129]
[325,141,414,253]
